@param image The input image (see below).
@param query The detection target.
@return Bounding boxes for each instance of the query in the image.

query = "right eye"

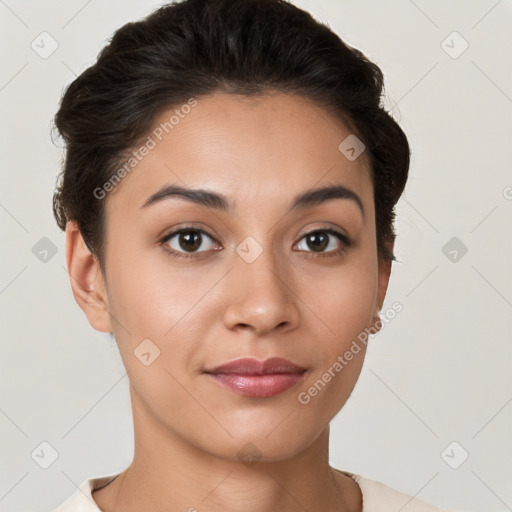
[159,227,221,259]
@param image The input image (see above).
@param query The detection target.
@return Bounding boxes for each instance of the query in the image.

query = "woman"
[52,0,454,510]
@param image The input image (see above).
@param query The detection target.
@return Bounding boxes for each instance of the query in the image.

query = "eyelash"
[158,226,351,260]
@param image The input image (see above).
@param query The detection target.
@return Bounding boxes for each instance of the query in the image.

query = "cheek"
[104,247,225,372]
[297,252,377,402]
[105,242,203,332]
[304,254,378,343]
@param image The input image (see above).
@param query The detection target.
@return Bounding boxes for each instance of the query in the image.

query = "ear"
[65,221,113,333]
[369,238,395,333]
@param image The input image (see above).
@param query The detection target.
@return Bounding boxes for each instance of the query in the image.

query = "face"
[68,91,392,463]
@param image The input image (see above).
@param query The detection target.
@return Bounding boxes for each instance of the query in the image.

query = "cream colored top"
[53,470,456,511]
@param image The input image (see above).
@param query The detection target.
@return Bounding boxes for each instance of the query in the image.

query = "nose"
[222,243,300,336]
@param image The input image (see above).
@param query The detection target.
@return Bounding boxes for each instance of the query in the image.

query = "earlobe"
[65,221,113,333]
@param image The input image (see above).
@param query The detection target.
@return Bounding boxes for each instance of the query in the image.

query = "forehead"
[105,91,373,220]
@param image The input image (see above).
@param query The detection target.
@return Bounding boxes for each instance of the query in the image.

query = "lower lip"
[206,372,305,398]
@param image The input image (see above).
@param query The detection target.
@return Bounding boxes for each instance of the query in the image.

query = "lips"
[204,357,307,398]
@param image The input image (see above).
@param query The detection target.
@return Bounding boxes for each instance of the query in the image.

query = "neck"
[93,392,362,512]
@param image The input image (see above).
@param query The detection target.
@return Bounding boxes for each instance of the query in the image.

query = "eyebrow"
[140,183,365,219]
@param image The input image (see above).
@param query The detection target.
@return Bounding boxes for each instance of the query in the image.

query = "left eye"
[295,228,349,254]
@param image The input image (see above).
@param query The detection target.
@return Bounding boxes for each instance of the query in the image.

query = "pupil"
[180,231,201,251]
[308,232,327,251]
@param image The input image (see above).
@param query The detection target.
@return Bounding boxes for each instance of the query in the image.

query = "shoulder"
[337,469,456,512]
[52,473,120,512]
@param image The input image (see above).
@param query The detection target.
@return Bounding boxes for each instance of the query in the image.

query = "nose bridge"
[224,233,299,332]
[235,234,290,298]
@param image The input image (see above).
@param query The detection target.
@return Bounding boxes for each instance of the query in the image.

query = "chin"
[190,417,322,465]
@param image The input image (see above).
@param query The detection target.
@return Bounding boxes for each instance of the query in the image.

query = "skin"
[66,91,393,511]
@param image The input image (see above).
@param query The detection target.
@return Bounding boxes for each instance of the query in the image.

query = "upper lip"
[204,357,306,375]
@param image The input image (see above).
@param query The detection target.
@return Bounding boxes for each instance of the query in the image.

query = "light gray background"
[1,1,511,511]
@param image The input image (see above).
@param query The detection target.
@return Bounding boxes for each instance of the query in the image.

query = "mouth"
[204,357,307,398]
